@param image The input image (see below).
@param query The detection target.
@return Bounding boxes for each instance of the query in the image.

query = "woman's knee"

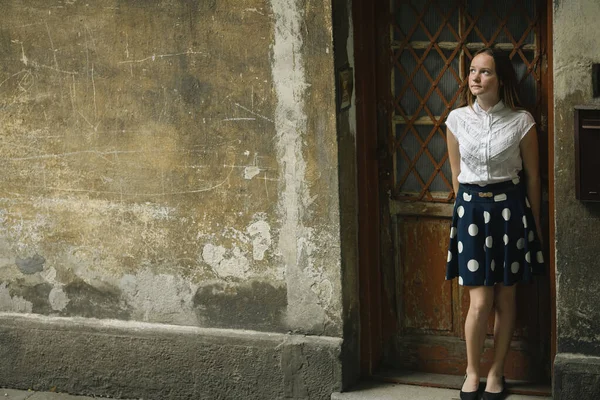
[468,286,494,316]
[494,284,517,314]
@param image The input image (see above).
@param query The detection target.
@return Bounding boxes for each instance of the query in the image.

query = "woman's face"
[469,53,500,102]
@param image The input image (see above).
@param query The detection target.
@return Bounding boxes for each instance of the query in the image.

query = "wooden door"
[375,0,552,383]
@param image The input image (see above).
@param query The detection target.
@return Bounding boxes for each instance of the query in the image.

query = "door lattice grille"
[389,0,542,202]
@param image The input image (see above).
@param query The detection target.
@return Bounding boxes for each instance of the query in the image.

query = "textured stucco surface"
[553,353,600,400]
[0,0,342,336]
[553,0,600,397]
[553,0,600,356]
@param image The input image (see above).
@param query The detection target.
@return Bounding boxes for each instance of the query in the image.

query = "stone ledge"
[0,313,343,400]
[553,352,600,400]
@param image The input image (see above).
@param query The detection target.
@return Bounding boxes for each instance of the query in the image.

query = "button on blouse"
[445,100,535,185]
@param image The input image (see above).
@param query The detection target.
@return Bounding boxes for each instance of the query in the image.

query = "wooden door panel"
[390,216,544,380]
[387,331,541,380]
[398,216,454,333]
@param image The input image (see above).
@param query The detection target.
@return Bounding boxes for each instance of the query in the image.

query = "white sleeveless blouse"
[445,100,535,185]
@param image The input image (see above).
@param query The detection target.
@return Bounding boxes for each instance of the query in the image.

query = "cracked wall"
[554,0,600,357]
[0,0,342,337]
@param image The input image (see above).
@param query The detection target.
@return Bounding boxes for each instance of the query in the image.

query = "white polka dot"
[525,251,531,263]
[528,231,534,242]
[468,224,479,236]
[459,276,464,286]
[511,262,520,274]
[525,197,531,208]
[450,227,457,238]
[503,234,509,245]
[447,251,453,262]
[537,251,544,263]
[502,208,511,221]
[523,215,528,228]
[512,177,520,185]
[458,206,465,218]
[517,238,525,250]
[468,259,479,272]
[484,211,491,224]
[485,236,493,248]
[463,192,472,202]
[494,193,507,202]
[490,260,496,271]
[458,241,464,253]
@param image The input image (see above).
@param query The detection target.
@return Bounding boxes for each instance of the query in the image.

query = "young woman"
[445,48,545,400]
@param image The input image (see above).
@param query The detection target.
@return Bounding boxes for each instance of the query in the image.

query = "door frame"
[353,0,556,379]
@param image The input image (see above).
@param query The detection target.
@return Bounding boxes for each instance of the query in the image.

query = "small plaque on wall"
[337,64,354,112]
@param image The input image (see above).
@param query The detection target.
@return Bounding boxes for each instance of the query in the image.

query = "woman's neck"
[476,96,501,111]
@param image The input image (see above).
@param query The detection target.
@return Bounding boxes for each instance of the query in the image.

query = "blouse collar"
[474,99,505,115]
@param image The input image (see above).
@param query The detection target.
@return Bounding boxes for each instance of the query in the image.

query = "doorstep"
[331,381,552,400]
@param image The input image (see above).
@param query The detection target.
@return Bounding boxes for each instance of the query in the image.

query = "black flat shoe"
[482,376,506,400]
[460,374,480,400]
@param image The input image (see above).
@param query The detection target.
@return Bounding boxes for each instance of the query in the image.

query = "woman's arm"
[520,125,542,240]
[447,128,461,196]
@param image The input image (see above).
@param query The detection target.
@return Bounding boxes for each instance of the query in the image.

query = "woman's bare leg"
[462,285,495,392]
[485,283,517,393]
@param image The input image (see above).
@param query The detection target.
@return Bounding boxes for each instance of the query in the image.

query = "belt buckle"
[478,192,493,198]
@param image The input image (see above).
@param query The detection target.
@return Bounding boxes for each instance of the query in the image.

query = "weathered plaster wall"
[0,0,342,336]
[553,0,600,398]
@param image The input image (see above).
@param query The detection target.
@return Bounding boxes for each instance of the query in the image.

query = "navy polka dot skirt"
[446,178,545,286]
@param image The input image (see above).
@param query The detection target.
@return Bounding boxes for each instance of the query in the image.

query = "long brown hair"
[459,47,522,110]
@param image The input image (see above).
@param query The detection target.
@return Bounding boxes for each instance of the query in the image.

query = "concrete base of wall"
[0,314,343,400]
[553,353,600,400]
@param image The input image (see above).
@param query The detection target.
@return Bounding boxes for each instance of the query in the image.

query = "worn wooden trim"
[354,0,383,377]
[389,200,454,218]
[545,0,557,379]
[391,41,537,51]
[392,115,445,125]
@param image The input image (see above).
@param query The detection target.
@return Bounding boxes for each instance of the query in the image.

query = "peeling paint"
[202,243,227,268]
[244,166,261,179]
[48,287,70,311]
[247,220,271,261]
[119,269,198,325]
[40,266,58,284]
[15,254,45,274]
[0,283,33,313]
[202,244,250,279]
[271,0,329,331]
[200,215,272,275]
